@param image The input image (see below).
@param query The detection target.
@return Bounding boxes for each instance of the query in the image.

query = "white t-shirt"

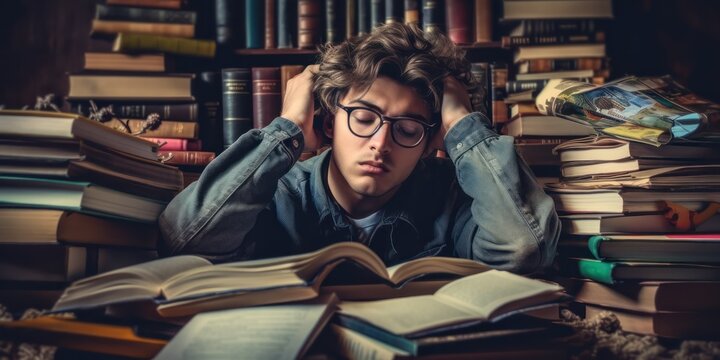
[347,211,383,245]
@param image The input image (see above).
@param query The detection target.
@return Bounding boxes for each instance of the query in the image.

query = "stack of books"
[546,134,720,339]
[495,0,613,183]
[69,0,220,187]
[0,110,182,311]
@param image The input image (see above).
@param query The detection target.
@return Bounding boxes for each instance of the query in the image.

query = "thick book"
[559,234,720,264]
[557,277,720,312]
[0,140,183,201]
[385,0,403,23]
[72,101,198,122]
[421,0,442,33]
[445,0,473,44]
[583,304,720,340]
[245,0,264,48]
[403,0,418,25]
[0,244,86,282]
[346,0,357,39]
[215,0,244,48]
[155,295,338,360]
[298,0,322,48]
[358,0,370,35]
[547,187,720,214]
[278,0,297,47]
[92,19,195,38]
[0,110,158,161]
[158,150,215,166]
[0,208,158,249]
[518,58,604,74]
[560,158,708,178]
[265,0,277,48]
[84,52,168,72]
[51,242,490,318]
[554,164,720,189]
[95,4,196,24]
[67,73,195,101]
[0,316,167,358]
[513,43,606,63]
[560,212,720,235]
[106,0,182,9]
[509,19,599,37]
[252,67,282,129]
[102,118,199,139]
[197,71,223,154]
[113,32,216,58]
[502,32,605,47]
[554,135,720,163]
[0,176,166,223]
[474,0,492,43]
[560,257,720,285]
[502,0,613,20]
[336,270,566,338]
[221,68,253,148]
[502,113,595,137]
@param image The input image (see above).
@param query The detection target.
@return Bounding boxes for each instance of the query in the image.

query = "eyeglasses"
[336,103,436,148]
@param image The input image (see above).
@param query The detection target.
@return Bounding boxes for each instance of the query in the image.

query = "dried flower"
[87,100,116,123]
[31,94,62,112]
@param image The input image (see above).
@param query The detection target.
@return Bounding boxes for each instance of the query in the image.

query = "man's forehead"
[343,77,432,118]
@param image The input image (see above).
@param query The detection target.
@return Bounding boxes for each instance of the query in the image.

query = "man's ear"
[322,115,334,139]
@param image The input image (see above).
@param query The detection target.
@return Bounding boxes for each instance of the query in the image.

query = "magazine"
[536,76,720,146]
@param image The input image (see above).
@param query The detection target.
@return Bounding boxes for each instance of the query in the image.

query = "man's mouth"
[359,161,389,174]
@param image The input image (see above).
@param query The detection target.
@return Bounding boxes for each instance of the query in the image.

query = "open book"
[52,242,490,317]
[536,76,720,146]
[336,270,567,338]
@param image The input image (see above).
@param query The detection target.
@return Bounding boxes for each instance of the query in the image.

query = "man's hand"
[280,64,322,151]
[428,76,472,152]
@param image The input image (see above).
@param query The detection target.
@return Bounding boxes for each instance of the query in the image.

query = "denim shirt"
[159,112,560,273]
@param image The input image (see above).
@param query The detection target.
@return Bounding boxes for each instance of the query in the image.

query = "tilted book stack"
[69,0,220,188]
[496,0,613,186]
[0,110,186,310]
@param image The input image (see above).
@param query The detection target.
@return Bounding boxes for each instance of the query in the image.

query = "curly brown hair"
[313,22,475,126]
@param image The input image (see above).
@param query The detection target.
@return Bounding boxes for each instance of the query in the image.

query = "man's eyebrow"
[348,99,429,122]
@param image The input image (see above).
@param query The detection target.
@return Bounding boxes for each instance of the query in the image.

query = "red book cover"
[252,67,282,129]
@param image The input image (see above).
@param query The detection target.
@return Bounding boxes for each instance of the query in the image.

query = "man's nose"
[368,121,393,152]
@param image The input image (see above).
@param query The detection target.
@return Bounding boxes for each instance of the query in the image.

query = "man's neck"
[326,157,399,219]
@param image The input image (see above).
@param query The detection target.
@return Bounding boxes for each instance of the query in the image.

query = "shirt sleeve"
[444,112,561,273]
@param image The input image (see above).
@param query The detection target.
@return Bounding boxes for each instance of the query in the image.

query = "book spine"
[278,0,296,48]
[158,151,216,166]
[503,33,604,47]
[523,58,604,73]
[357,0,370,35]
[146,137,203,151]
[469,62,489,115]
[403,0,419,25]
[445,0,472,45]
[326,0,343,44]
[587,235,606,260]
[215,0,244,48]
[280,65,305,101]
[92,19,195,38]
[252,67,282,129]
[299,0,322,48]
[221,68,253,149]
[574,259,616,285]
[506,79,550,94]
[245,0,264,49]
[489,63,508,125]
[73,102,198,122]
[372,0,386,28]
[265,0,277,48]
[421,0,442,33]
[198,71,223,154]
[346,0,357,39]
[104,119,199,138]
[474,0,492,42]
[106,0,181,9]
[95,4,197,24]
[385,0,403,24]
[520,19,597,36]
[114,33,216,58]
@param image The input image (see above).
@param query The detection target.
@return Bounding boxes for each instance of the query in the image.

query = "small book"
[502,113,595,137]
[113,32,216,58]
[336,270,566,338]
[514,44,606,63]
[51,242,490,318]
[92,19,195,38]
[72,102,199,122]
[557,277,720,313]
[84,52,168,72]
[560,158,707,178]
[251,67,282,129]
[560,212,720,235]
[0,110,158,161]
[555,164,720,189]
[155,294,338,360]
[0,176,167,223]
[559,234,720,264]
[554,135,720,163]
[0,316,167,358]
[502,0,613,21]
[547,187,720,214]
[0,208,158,249]
[67,74,195,101]
[583,304,720,340]
[560,257,720,285]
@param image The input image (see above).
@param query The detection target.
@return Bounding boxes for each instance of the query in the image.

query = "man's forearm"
[445,112,560,273]
[158,117,304,259]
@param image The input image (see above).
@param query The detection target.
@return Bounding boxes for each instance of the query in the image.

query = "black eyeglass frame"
[336,103,438,148]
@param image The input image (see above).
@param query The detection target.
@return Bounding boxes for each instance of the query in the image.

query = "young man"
[159,23,560,273]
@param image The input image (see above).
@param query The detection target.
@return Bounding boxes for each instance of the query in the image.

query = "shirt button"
[456,142,463,150]
[292,139,300,148]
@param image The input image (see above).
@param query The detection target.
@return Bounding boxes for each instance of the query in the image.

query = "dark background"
[1,0,718,108]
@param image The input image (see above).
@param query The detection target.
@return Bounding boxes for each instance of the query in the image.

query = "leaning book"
[51,242,490,317]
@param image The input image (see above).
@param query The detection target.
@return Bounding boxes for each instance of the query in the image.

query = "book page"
[386,256,489,284]
[435,270,563,321]
[53,255,210,312]
[154,295,338,360]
